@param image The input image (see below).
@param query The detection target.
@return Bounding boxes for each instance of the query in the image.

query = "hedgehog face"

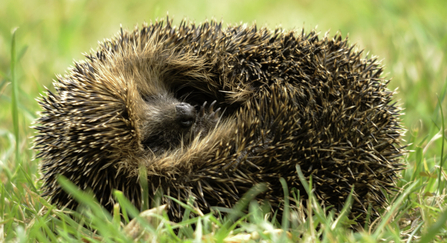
[139,97,222,155]
[139,94,197,154]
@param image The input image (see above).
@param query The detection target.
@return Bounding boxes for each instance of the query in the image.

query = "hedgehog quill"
[34,18,406,222]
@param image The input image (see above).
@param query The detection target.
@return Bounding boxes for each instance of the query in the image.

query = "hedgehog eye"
[180,118,194,127]
[175,103,196,128]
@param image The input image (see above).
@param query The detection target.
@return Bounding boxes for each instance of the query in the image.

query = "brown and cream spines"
[34,18,406,222]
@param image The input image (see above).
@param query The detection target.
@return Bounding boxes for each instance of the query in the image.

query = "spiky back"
[35,18,405,221]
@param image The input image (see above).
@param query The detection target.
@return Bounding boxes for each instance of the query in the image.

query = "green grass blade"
[10,28,20,164]
[418,208,447,243]
[372,181,418,239]
[139,166,150,211]
[331,187,353,230]
[437,95,445,192]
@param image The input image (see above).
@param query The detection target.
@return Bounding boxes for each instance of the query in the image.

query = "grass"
[1,0,446,242]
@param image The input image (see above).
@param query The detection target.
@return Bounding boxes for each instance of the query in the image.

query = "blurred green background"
[1,0,446,192]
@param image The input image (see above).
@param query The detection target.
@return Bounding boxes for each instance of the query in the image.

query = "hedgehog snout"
[175,103,196,128]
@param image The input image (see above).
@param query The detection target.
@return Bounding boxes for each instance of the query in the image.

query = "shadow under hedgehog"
[34,18,406,223]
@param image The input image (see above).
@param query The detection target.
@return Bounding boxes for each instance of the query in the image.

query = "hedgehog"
[34,18,405,223]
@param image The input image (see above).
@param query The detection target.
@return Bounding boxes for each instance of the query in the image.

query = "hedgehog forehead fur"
[35,17,405,223]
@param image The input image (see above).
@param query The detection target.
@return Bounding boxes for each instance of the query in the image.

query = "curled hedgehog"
[34,18,405,222]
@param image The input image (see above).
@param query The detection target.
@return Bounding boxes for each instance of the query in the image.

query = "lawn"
[1,0,446,242]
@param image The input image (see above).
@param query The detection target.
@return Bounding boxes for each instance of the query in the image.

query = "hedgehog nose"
[176,103,196,128]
